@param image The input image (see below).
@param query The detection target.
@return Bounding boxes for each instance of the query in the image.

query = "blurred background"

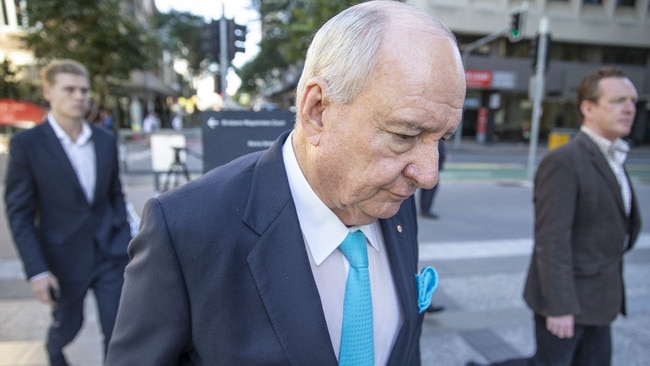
[0,0,648,150]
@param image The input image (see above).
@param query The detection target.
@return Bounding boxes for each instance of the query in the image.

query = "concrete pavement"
[1,140,649,365]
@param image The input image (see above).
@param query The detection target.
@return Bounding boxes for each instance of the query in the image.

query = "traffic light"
[202,20,220,61]
[214,74,222,95]
[530,33,552,72]
[227,19,246,60]
[509,11,525,42]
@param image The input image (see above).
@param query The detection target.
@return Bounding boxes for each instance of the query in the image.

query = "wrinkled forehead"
[376,30,465,96]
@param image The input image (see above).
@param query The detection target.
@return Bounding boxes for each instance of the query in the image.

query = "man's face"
[582,77,637,142]
[43,73,90,122]
[309,35,466,226]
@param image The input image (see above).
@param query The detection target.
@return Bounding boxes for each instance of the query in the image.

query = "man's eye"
[395,133,414,140]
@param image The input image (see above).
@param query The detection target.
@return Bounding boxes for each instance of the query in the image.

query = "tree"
[238,0,365,99]
[20,0,159,117]
[0,58,20,99]
[152,10,205,78]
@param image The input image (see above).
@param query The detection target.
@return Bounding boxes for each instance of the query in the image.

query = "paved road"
[1,137,649,365]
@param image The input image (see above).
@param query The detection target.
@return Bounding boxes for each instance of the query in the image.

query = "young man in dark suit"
[106,1,466,365]
[468,67,642,366]
[4,59,131,365]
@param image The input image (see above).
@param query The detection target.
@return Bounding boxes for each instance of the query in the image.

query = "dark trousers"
[491,314,612,366]
[419,184,439,214]
[46,253,128,365]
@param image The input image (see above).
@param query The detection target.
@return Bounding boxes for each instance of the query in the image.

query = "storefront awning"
[0,99,46,128]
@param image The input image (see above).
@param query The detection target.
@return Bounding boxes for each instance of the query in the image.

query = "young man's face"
[582,77,637,142]
[43,73,90,122]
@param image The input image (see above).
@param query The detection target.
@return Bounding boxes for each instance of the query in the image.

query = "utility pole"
[219,3,229,106]
[526,17,549,180]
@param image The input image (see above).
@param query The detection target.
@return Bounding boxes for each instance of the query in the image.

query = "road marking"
[1,235,648,279]
[419,233,650,261]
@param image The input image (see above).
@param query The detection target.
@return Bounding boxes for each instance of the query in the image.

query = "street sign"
[201,110,295,172]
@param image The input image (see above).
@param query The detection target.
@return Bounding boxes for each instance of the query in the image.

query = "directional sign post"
[201,110,295,172]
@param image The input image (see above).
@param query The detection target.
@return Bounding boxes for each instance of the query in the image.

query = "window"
[602,46,647,65]
[617,0,635,6]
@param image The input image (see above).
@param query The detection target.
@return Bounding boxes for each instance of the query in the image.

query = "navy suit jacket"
[106,131,424,365]
[4,121,131,282]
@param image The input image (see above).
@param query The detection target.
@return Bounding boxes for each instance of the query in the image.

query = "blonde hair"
[40,59,89,86]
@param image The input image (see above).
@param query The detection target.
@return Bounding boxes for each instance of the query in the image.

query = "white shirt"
[282,132,402,365]
[580,125,631,216]
[48,114,96,204]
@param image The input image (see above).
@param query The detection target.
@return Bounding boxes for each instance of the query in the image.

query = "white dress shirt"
[48,114,96,204]
[581,126,632,249]
[580,125,631,215]
[282,132,402,365]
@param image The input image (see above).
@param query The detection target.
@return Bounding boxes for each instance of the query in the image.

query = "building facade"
[408,0,650,144]
[0,0,178,129]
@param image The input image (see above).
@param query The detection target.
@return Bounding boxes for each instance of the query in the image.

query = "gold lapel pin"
[396,225,403,233]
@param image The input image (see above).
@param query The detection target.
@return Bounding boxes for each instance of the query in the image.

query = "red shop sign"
[465,70,493,89]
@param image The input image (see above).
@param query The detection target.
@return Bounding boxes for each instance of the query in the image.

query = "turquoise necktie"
[338,230,374,366]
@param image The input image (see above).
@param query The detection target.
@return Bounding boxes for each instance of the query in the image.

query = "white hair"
[295,0,456,108]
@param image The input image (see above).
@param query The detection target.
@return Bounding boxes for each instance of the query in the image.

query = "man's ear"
[579,100,593,119]
[42,85,51,101]
[298,77,327,146]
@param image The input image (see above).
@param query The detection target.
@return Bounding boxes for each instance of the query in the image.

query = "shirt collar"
[48,113,92,145]
[580,125,629,164]
[282,131,380,265]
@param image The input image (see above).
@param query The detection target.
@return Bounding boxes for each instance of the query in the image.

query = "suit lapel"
[577,133,626,215]
[244,132,421,364]
[90,126,106,203]
[381,199,421,365]
[244,132,338,365]
[39,121,88,199]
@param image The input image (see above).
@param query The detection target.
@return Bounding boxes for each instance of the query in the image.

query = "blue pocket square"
[415,266,438,314]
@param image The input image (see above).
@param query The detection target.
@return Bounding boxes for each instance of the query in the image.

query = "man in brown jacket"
[469,67,642,366]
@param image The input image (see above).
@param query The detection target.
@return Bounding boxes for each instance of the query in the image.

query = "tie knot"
[339,231,368,268]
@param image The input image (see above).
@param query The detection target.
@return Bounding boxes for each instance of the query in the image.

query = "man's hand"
[546,314,574,339]
[30,274,60,305]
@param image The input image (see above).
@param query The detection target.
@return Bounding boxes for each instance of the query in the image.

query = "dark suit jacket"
[106,131,424,365]
[4,121,131,282]
[524,131,642,326]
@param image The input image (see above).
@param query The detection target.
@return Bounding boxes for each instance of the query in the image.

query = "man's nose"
[403,142,439,189]
[623,99,636,114]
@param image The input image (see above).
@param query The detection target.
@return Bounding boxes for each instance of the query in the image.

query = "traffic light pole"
[219,9,230,105]
[526,16,549,180]
[454,6,527,149]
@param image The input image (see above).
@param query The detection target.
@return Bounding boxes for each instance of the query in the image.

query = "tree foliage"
[20,0,159,112]
[0,58,20,99]
[152,10,205,77]
[238,0,365,97]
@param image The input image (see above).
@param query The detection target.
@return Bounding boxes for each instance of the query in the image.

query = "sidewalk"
[1,141,649,365]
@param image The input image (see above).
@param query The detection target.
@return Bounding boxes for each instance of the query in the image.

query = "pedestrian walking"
[4,59,132,365]
[420,141,447,219]
[467,67,642,366]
